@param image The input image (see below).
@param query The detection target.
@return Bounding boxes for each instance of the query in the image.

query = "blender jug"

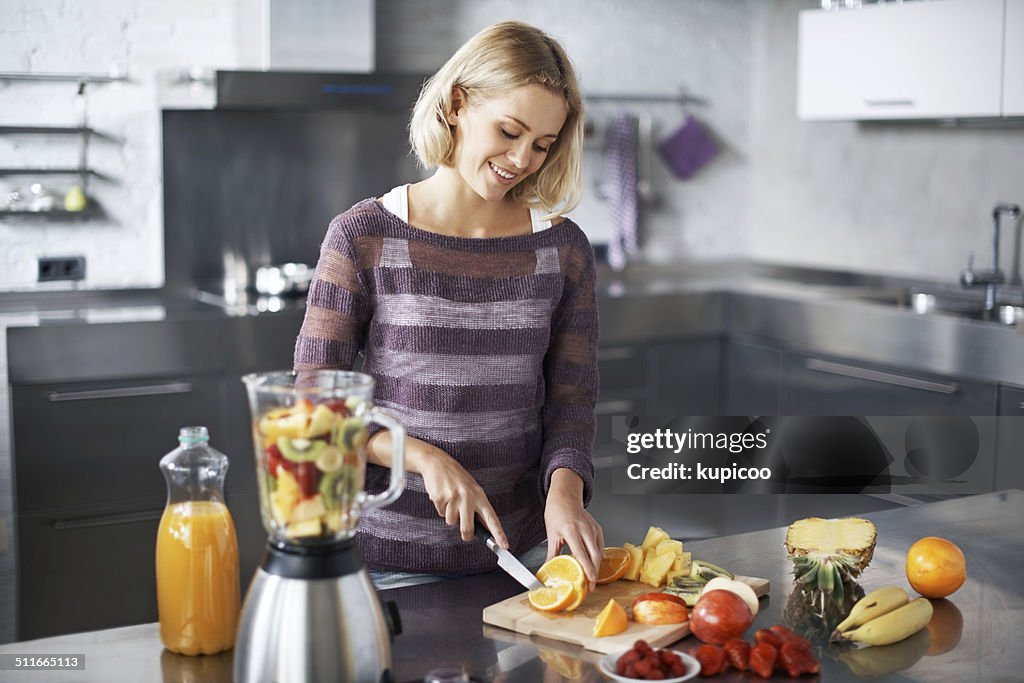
[236,370,405,683]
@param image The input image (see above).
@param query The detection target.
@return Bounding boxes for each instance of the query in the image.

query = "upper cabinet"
[798,0,1016,120]
[1006,0,1024,115]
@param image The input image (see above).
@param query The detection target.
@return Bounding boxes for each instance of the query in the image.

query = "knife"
[474,520,544,591]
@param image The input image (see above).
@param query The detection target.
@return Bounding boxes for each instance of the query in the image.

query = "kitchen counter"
[0,490,1020,682]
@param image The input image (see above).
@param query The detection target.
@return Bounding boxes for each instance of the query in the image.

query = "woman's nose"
[507,142,530,170]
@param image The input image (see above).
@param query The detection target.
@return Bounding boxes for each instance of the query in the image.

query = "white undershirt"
[380,184,552,233]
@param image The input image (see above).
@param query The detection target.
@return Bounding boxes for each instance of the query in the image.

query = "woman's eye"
[500,128,517,139]
[533,144,550,154]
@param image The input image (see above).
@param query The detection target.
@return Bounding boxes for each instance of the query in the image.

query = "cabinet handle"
[864,98,915,107]
[47,382,193,402]
[1018,401,1024,411]
[804,358,959,395]
[52,509,163,530]
[597,347,637,362]
[595,399,636,415]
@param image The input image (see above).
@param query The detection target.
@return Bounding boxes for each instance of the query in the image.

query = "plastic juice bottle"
[156,426,240,655]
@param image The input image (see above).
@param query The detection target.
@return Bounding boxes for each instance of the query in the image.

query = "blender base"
[234,541,396,683]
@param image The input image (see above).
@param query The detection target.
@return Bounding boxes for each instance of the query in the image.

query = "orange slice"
[596,547,631,584]
[536,555,587,594]
[528,582,575,612]
[593,598,629,637]
[563,583,588,611]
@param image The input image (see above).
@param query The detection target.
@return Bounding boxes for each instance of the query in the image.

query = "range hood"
[214,71,425,110]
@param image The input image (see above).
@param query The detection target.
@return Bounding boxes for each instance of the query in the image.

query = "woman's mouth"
[489,161,518,185]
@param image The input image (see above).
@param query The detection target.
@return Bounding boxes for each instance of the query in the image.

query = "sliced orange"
[536,555,587,594]
[596,547,631,584]
[593,598,628,637]
[528,582,575,612]
[563,583,588,611]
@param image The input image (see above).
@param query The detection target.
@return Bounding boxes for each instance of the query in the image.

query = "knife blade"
[475,520,544,591]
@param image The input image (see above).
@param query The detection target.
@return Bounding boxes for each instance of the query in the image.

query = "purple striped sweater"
[293,198,599,574]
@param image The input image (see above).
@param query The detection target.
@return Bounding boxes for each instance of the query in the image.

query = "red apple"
[690,589,754,644]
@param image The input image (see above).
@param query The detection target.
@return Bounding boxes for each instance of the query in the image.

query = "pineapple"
[784,517,876,608]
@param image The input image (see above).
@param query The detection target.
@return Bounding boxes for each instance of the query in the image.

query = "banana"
[838,628,931,677]
[833,586,910,637]
[838,597,934,647]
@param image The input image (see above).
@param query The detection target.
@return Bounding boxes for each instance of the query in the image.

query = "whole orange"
[906,536,966,599]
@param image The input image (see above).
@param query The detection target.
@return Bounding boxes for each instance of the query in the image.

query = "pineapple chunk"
[304,404,339,438]
[269,492,292,524]
[673,551,692,575]
[623,543,644,581]
[639,551,676,587]
[285,518,322,538]
[655,539,684,558]
[640,526,671,551]
[291,494,326,522]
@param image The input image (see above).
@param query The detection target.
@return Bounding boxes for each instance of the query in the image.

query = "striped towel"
[601,113,641,271]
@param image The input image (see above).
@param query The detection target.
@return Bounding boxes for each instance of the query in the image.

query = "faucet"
[960,202,1021,312]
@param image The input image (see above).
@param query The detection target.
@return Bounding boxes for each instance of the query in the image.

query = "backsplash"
[1,0,1022,291]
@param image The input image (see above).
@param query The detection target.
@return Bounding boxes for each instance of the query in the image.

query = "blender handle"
[362,407,406,510]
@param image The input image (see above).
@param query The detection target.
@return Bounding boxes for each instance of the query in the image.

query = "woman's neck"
[407,168,531,238]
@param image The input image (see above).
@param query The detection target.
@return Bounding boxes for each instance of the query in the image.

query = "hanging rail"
[584,91,707,106]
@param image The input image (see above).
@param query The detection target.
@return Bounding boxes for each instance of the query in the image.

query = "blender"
[235,370,406,683]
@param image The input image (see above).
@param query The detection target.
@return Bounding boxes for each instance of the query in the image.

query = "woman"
[294,20,603,590]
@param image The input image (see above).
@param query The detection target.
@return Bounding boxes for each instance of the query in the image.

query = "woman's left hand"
[544,468,604,592]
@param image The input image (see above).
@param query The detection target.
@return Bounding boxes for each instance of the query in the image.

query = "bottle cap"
[178,426,210,444]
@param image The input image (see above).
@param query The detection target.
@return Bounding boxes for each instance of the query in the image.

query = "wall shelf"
[0,203,102,220]
[0,125,118,142]
[0,72,128,84]
[0,168,115,182]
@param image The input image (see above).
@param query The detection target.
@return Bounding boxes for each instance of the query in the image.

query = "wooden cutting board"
[482,575,770,655]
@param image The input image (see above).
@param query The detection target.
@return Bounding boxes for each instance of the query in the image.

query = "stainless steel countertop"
[0,490,1019,682]
[2,261,1022,386]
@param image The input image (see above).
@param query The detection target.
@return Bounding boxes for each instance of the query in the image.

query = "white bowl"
[598,649,700,682]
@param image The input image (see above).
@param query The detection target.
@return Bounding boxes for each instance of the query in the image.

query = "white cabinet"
[798,0,1005,120]
[1006,0,1024,115]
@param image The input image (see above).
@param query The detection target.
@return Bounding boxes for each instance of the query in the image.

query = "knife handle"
[473,518,492,545]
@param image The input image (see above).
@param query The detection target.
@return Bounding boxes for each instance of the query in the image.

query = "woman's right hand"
[368,432,509,548]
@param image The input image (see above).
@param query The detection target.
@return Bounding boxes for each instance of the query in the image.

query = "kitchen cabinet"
[647,338,721,415]
[17,508,161,640]
[1006,0,1024,115]
[996,385,1024,490]
[785,352,998,415]
[722,338,784,415]
[11,376,224,514]
[797,0,1006,120]
[594,344,648,448]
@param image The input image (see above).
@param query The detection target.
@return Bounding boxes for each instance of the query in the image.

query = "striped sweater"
[294,198,599,574]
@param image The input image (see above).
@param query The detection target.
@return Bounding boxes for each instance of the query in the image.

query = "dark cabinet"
[12,376,224,514]
[723,339,784,415]
[17,508,162,640]
[594,345,648,448]
[785,353,998,415]
[996,386,1024,491]
[648,338,721,415]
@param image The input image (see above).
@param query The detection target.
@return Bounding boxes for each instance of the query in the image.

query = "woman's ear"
[447,86,467,125]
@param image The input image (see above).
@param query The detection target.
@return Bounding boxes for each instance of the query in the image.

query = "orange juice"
[156,501,240,655]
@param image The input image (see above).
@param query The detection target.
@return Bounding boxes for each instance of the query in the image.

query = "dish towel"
[600,113,640,271]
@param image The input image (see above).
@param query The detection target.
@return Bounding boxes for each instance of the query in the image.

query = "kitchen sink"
[852,285,1024,326]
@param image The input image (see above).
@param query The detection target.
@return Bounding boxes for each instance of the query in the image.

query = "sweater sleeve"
[293,213,371,371]
[539,234,599,506]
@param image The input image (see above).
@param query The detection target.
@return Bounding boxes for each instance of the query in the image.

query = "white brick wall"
[0,0,241,291]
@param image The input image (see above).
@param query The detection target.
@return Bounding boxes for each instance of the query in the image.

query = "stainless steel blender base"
[234,567,393,683]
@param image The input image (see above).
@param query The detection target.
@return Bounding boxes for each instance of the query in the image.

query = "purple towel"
[658,114,718,180]
[601,114,641,271]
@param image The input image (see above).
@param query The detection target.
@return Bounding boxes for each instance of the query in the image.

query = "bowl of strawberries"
[599,640,700,682]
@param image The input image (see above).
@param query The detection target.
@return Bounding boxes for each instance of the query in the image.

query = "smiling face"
[447,84,569,203]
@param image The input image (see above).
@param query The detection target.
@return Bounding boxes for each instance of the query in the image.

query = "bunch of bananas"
[831,586,933,647]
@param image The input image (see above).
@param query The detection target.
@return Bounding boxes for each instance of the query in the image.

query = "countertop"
[0,490,1020,682]
[2,261,1022,387]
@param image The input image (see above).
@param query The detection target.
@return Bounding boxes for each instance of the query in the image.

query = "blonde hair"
[409,21,584,216]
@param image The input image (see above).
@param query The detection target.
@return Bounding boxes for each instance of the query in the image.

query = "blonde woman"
[294,21,603,589]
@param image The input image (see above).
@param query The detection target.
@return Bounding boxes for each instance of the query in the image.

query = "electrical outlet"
[38,256,86,282]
